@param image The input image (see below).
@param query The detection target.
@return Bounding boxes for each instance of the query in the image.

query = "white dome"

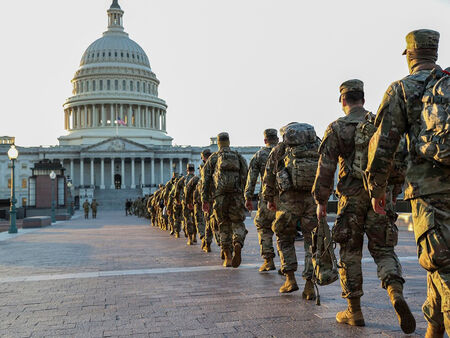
[80,34,151,68]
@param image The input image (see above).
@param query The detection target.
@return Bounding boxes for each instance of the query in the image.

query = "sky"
[1,0,449,147]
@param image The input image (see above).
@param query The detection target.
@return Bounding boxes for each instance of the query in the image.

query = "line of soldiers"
[142,29,448,337]
[82,199,99,219]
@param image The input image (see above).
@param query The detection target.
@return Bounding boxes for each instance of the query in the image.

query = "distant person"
[125,199,131,216]
[91,199,99,219]
[82,199,90,219]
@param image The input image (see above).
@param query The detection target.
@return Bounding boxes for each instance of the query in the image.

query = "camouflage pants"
[195,204,213,244]
[172,205,182,234]
[183,204,195,236]
[410,193,450,334]
[336,189,404,299]
[273,191,317,277]
[213,193,247,250]
[92,210,97,218]
[209,213,221,246]
[254,196,276,259]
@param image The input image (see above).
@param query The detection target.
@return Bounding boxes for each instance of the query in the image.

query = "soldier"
[367,30,449,337]
[244,128,279,272]
[163,173,179,235]
[91,199,99,219]
[168,175,183,238]
[175,164,197,245]
[312,80,414,333]
[186,149,214,252]
[125,199,131,216]
[82,199,90,219]
[202,132,248,268]
[262,123,319,297]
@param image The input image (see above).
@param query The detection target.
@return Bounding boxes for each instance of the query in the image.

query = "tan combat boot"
[259,258,276,272]
[387,282,416,334]
[223,249,232,267]
[336,298,365,326]
[425,323,445,338]
[174,232,180,238]
[187,235,193,245]
[193,234,197,243]
[231,243,242,268]
[279,271,299,293]
[201,238,206,250]
[302,279,316,300]
[204,243,211,252]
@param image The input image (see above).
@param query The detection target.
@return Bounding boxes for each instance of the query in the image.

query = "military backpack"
[415,68,450,166]
[213,149,242,194]
[350,112,377,180]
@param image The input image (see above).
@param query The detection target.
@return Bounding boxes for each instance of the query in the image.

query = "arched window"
[80,82,84,93]
[137,81,140,92]
[107,80,111,90]
[130,81,134,91]
[86,81,89,92]
[115,80,119,91]
[93,80,96,91]
[99,80,103,91]
[122,80,126,91]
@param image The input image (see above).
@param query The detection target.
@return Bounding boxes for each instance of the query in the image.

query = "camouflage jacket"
[312,107,373,205]
[262,143,285,203]
[162,178,176,205]
[185,175,200,206]
[175,173,195,204]
[244,145,275,200]
[201,146,248,202]
[367,65,450,200]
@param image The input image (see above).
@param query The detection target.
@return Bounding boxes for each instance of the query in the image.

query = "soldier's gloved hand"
[267,201,277,211]
[202,202,210,214]
[188,204,194,210]
[371,195,387,215]
[316,204,327,220]
[245,199,253,212]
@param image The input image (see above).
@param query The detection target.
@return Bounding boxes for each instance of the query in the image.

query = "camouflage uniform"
[201,133,248,267]
[175,165,197,243]
[263,141,317,278]
[163,175,178,234]
[244,129,278,264]
[312,82,405,301]
[168,178,182,236]
[82,200,90,219]
[367,30,449,334]
[91,200,98,219]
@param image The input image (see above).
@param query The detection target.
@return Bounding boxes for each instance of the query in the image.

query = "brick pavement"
[0,210,428,337]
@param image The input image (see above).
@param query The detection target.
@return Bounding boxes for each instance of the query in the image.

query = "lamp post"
[67,180,73,216]
[49,170,56,223]
[7,145,19,234]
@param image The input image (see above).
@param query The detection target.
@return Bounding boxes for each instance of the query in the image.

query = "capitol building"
[0,1,258,212]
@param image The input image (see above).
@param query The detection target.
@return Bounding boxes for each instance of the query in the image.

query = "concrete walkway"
[0,210,427,337]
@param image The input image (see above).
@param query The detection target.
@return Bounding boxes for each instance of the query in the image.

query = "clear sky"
[1,0,449,147]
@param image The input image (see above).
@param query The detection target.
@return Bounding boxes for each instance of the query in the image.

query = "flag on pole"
[116,117,127,126]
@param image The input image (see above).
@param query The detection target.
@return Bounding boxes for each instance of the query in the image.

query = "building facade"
[0,1,259,211]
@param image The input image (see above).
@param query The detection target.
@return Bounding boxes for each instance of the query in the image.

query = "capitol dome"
[59,0,172,147]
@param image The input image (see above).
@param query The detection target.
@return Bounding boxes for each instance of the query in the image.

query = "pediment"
[83,138,149,153]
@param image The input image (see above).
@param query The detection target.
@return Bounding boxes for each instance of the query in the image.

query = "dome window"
[137,55,140,60]
[115,80,119,91]
[93,81,96,91]
[132,54,135,59]
[97,53,100,57]
[99,80,103,91]
[103,52,105,57]
[130,81,134,91]
[127,53,130,58]
[122,80,126,91]
[109,52,111,57]
[107,80,111,91]
[137,81,140,92]
[115,52,118,57]
[86,81,89,92]
[121,52,124,57]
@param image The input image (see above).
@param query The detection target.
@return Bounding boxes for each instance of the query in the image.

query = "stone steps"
[94,188,143,210]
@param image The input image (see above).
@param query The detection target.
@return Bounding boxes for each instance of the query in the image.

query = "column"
[160,159,164,184]
[131,158,136,189]
[101,104,106,127]
[92,105,96,127]
[121,158,125,188]
[156,109,161,129]
[146,106,150,128]
[110,158,115,189]
[141,158,145,187]
[136,106,141,128]
[111,104,116,126]
[80,158,84,187]
[128,105,132,127]
[70,159,74,182]
[163,112,166,131]
[152,107,156,128]
[100,158,105,189]
[77,106,81,128]
[169,158,173,175]
[84,105,88,128]
[120,104,124,124]
[179,158,183,175]
[151,158,155,186]
[90,158,94,187]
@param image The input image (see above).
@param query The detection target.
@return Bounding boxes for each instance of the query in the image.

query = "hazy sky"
[1,0,449,147]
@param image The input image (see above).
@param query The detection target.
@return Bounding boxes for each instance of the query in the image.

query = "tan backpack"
[213,149,242,194]
[351,113,377,180]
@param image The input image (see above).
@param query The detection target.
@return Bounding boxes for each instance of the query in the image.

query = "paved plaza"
[0,211,428,337]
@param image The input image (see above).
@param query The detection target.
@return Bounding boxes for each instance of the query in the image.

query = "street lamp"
[7,145,19,234]
[67,180,73,216]
[49,170,56,223]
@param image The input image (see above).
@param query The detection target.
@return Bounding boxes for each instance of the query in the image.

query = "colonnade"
[65,156,199,190]
[63,104,166,131]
